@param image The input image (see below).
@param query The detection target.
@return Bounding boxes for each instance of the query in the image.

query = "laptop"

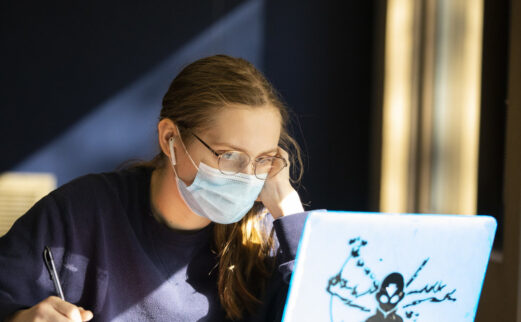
[282,211,497,322]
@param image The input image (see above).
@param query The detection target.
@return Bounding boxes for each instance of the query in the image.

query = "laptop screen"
[282,211,496,322]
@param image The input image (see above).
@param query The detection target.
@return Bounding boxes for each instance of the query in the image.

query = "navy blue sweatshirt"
[0,167,307,321]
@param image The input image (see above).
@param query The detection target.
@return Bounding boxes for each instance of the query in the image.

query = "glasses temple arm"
[191,133,220,157]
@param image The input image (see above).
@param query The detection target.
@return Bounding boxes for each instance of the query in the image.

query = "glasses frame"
[190,132,287,179]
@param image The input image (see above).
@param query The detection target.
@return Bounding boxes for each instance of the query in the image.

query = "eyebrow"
[212,142,278,157]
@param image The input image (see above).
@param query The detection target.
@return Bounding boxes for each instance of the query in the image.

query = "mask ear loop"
[173,126,199,170]
[168,136,196,214]
[168,132,199,178]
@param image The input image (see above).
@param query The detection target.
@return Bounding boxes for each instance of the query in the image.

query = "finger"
[7,305,70,322]
[79,307,94,321]
[277,147,289,160]
[277,147,291,171]
[275,147,291,176]
[31,300,71,322]
[50,297,83,322]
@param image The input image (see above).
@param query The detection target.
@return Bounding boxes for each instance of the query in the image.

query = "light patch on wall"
[430,0,483,215]
[380,0,415,213]
[380,0,484,215]
[13,0,265,186]
[0,172,56,236]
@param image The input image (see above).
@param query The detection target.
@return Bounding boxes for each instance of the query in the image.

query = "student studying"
[0,55,309,321]
[0,55,498,322]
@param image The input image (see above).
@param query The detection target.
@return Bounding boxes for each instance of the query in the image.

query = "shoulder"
[51,166,152,208]
[8,166,152,242]
[12,166,153,234]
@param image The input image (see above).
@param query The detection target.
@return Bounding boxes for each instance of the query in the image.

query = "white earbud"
[168,137,176,166]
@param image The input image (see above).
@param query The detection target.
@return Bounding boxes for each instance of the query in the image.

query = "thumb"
[78,307,94,321]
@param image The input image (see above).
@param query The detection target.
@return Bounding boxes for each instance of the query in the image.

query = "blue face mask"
[169,136,265,224]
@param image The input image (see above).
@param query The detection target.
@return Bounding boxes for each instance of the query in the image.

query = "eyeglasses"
[190,133,287,180]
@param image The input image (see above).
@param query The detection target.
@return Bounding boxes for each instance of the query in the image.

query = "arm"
[0,194,93,322]
[272,212,308,282]
[250,212,309,322]
[252,148,308,321]
[258,148,305,220]
[5,297,92,322]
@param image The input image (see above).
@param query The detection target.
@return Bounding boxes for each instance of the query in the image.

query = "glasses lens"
[255,156,287,179]
[218,151,250,175]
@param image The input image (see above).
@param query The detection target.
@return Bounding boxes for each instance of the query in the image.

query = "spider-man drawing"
[326,237,457,321]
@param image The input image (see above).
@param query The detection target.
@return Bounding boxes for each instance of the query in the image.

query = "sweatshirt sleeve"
[0,193,67,320]
[0,174,113,320]
[272,212,309,283]
[248,211,309,322]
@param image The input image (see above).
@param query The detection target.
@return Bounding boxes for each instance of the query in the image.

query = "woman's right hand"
[6,296,93,322]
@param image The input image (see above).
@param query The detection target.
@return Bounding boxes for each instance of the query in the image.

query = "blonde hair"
[155,55,303,319]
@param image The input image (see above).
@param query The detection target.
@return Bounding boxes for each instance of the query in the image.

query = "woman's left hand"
[258,148,304,219]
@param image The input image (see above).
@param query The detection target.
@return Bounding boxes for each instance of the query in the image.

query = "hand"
[258,148,304,219]
[6,296,93,322]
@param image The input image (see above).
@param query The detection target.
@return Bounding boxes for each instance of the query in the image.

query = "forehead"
[202,104,282,154]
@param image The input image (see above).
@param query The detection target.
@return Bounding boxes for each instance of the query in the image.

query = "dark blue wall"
[0,0,377,212]
[264,1,377,211]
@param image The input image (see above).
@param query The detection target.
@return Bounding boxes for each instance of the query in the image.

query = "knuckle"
[45,295,59,303]
[63,306,76,316]
[33,303,48,317]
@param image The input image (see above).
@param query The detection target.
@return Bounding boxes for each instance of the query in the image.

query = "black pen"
[43,246,65,300]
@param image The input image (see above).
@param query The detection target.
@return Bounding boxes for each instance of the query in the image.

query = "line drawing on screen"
[326,237,457,321]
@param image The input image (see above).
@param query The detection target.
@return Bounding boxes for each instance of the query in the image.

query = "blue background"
[0,0,377,211]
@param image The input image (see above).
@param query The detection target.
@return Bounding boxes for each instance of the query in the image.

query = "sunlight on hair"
[242,216,263,245]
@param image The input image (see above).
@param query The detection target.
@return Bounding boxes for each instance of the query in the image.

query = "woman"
[0,55,309,321]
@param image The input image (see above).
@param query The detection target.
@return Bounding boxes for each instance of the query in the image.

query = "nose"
[237,161,256,175]
[243,162,256,175]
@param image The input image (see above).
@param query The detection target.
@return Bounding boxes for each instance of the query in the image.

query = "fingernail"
[79,307,94,321]
[84,311,94,321]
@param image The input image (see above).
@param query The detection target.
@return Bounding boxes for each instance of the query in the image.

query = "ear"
[157,119,181,160]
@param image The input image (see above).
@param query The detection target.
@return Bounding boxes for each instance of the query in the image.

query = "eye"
[255,156,273,166]
[221,151,237,160]
[390,294,401,304]
[379,294,389,304]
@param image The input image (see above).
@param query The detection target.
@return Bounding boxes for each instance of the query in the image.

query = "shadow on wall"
[12,0,265,186]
